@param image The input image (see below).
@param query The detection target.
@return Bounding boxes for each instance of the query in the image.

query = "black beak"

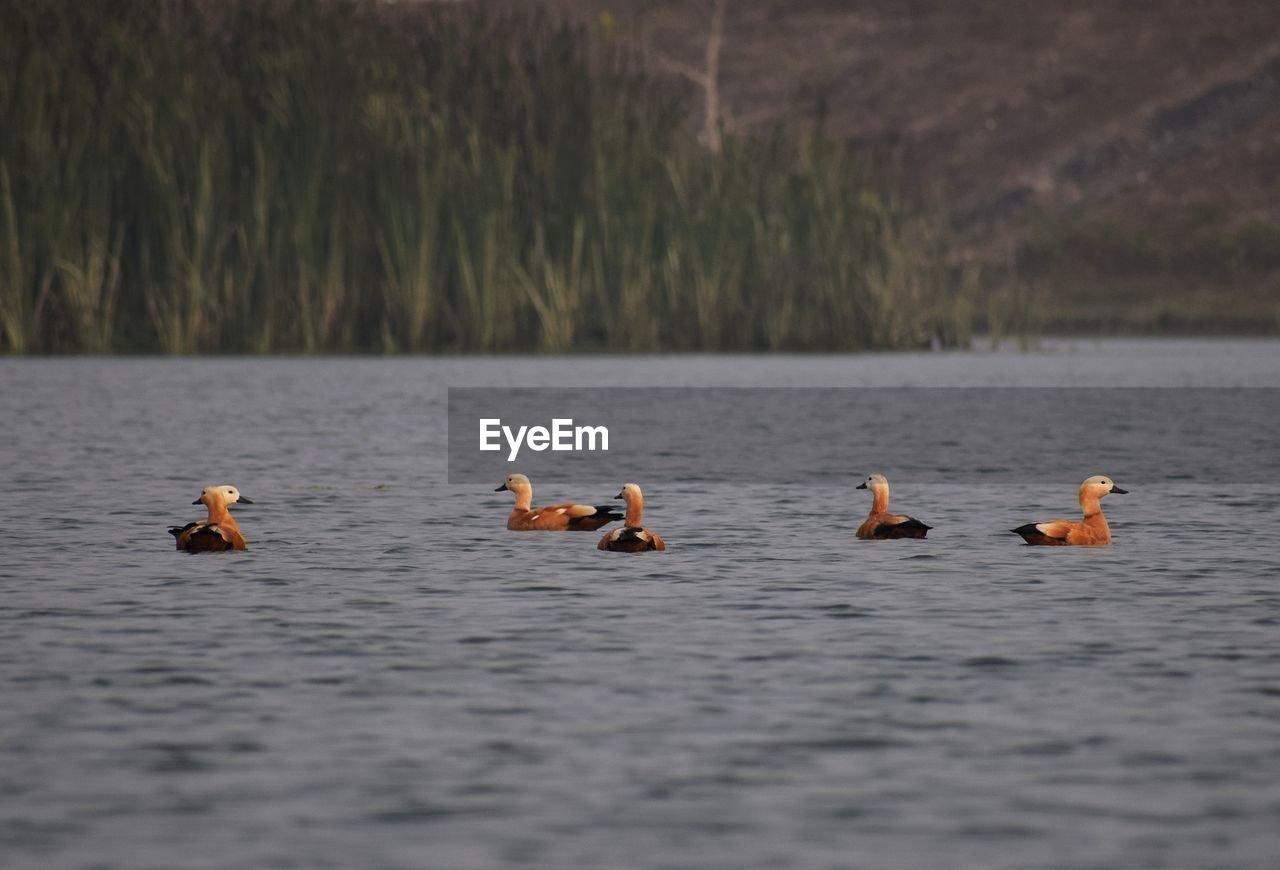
[192,497,203,504]
[856,482,867,489]
[1110,486,1128,494]
[494,483,509,492]
[615,491,625,499]
[237,496,254,504]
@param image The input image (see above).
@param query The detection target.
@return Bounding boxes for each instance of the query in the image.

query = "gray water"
[2,339,1279,870]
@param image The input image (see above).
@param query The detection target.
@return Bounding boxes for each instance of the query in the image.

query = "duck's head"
[855,473,889,494]
[495,473,532,493]
[615,482,643,502]
[1079,475,1127,501]
[194,484,252,507]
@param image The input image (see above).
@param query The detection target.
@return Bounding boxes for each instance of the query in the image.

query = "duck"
[598,483,666,552]
[1011,475,1128,545]
[496,473,622,531]
[855,473,932,539]
[169,485,252,552]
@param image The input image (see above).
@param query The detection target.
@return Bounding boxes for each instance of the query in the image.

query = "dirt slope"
[555,0,1280,331]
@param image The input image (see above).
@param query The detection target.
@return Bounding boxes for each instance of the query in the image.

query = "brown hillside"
[552,0,1280,332]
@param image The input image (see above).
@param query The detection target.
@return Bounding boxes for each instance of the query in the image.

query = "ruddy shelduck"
[169,485,252,552]
[855,473,932,539]
[1011,475,1128,545]
[598,483,666,552]
[496,473,622,531]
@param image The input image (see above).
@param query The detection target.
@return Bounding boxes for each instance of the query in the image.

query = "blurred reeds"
[0,0,972,353]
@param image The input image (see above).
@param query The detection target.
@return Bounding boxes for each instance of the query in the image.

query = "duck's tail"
[582,505,624,524]
[1010,523,1068,545]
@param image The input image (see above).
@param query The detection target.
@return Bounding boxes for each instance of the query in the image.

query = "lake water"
[2,339,1279,869]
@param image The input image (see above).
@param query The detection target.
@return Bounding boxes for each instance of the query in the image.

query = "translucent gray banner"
[447,387,1279,485]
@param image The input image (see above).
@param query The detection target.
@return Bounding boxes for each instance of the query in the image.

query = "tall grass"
[0,0,971,354]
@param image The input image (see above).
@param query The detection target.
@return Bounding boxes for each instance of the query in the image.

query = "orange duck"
[598,483,666,552]
[169,485,252,552]
[496,473,622,531]
[1011,475,1128,545]
[855,474,932,539]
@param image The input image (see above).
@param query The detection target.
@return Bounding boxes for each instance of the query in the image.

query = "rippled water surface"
[3,340,1279,869]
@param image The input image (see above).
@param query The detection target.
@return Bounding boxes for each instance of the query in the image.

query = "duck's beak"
[494,483,509,492]
[236,496,254,504]
[192,497,203,504]
[856,482,867,490]
[615,491,625,499]
[1110,486,1128,494]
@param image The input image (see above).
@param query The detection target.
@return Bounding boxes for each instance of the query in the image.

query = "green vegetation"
[1014,208,1280,333]
[0,0,971,354]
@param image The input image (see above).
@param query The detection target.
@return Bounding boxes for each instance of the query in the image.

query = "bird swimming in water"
[1011,475,1127,545]
[598,483,666,552]
[496,473,622,531]
[855,473,932,539]
[169,484,252,552]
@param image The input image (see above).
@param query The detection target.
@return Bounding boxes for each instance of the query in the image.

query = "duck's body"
[1011,476,1127,546]
[170,521,246,552]
[598,483,666,552]
[855,474,931,539]
[169,485,252,552]
[496,474,622,531]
